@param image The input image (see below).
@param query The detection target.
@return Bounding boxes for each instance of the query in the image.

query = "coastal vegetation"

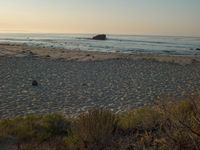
[0,96,200,150]
[1,95,200,149]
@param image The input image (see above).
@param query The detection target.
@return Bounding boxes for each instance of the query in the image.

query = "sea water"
[0,33,200,56]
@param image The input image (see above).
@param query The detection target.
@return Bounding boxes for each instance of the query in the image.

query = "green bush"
[38,114,70,141]
[0,114,70,142]
[74,109,117,149]
[1,96,200,149]
[119,107,163,130]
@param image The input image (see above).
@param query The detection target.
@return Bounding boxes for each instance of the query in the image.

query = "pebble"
[0,56,200,118]
[21,90,28,93]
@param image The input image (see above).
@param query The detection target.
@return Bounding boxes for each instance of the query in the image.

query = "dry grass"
[1,96,200,149]
[66,109,117,149]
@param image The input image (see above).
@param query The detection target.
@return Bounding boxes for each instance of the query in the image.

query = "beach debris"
[82,83,87,86]
[32,80,38,86]
[92,34,107,40]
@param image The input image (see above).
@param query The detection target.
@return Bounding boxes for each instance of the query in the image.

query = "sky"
[0,0,200,36]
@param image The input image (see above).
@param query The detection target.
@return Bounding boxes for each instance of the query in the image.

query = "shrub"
[0,114,71,142]
[37,114,71,141]
[73,109,117,149]
[2,96,200,149]
[158,97,200,149]
[119,107,163,130]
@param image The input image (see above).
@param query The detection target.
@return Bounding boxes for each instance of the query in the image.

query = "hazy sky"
[0,0,200,36]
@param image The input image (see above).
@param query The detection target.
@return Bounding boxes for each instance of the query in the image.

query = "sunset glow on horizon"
[0,0,200,36]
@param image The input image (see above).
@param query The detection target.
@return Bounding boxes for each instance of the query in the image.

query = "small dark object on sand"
[92,34,107,40]
[86,54,91,57]
[82,83,87,86]
[32,80,38,86]
[196,48,200,51]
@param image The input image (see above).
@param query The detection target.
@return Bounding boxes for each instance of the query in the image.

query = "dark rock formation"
[32,80,38,86]
[92,34,107,40]
[196,48,200,51]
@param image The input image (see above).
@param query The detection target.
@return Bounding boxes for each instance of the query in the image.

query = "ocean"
[0,33,200,56]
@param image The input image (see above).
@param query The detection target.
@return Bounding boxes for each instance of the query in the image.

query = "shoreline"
[1,42,200,64]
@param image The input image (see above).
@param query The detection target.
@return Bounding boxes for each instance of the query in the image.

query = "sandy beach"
[1,42,200,64]
[1,43,200,118]
[1,1,200,149]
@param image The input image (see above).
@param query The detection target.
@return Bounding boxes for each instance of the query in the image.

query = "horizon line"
[0,32,199,38]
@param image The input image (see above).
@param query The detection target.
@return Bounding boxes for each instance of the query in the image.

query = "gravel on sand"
[0,56,200,118]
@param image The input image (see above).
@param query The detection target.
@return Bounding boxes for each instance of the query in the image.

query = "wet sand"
[1,43,200,64]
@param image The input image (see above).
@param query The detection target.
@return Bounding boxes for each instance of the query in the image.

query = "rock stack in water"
[92,34,107,40]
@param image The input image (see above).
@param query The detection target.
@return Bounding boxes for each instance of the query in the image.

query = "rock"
[32,80,38,86]
[22,90,28,93]
[82,83,87,86]
[196,48,200,51]
[92,34,107,40]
